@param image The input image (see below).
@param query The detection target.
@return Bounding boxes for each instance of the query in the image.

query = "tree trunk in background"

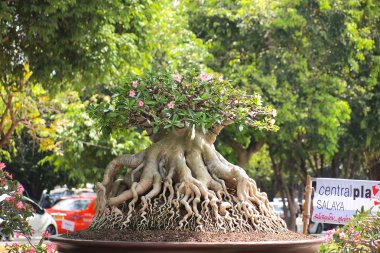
[368,155,380,180]
[331,155,339,178]
[343,150,353,178]
[223,134,264,168]
[272,158,297,231]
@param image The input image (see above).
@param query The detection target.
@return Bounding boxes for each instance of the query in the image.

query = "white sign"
[62,219,75,232]
[312,178,380,225]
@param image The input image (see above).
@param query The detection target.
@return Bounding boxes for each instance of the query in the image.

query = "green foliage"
[0,0,155,90]
[7,130,67,200]
[145,1,211,72]
[39,91,151,186]
[187,0,380,228]
[188,0,379,175]
[90,71,276,134]
[319,209,380,253]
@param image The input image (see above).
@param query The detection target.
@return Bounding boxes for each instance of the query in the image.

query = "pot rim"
[50,235,325,249]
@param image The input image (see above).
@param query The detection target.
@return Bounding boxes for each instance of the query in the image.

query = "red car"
[46,195,96,234]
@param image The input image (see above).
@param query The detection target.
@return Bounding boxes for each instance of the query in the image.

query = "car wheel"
[46,225,57,235]
[316,223,323,234]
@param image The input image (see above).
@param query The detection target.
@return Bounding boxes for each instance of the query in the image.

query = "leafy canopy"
[90,71,277,135]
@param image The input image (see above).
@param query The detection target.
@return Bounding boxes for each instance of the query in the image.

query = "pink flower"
[28,248,36,253]
[218,75,224,82]
[4,171,13,179]
[167,101,175,109]
[5,196,15,202]
[128,90,136,97]
[199,72,213,82]
[17,184,24,195]
[132,81,138,88]
[16,201,24,209]
[46,243,57,253]
[43,230,50,239]
[137,100,144,107]
[324,234,332,243]
[220,89,225,95]
[172,74,181,83]
[0,162,5,170]
[233,100,239,104]
[12,243,19,247]
[374,241,378,246]
[339,232,345,239]
[349,226,354,233]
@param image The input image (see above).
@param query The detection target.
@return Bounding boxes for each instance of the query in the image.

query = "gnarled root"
[91,129,287,233]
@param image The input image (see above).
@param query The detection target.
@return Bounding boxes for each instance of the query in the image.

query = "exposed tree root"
[91,129,287,233]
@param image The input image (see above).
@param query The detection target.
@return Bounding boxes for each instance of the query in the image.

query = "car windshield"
[52,199,91,211]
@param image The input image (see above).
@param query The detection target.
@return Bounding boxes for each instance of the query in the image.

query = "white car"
[308,220,324,234]
[270,200,324,234]
[0,194,58,240]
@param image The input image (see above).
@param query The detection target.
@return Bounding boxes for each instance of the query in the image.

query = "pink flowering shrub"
[0,163,33,238]
[319,208,380,253]
[0,162,57,253]
[90,71,276,136]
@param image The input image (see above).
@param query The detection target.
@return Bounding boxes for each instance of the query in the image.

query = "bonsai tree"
[90,71,286,233]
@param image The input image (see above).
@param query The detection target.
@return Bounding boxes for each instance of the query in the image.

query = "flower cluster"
[90,71,277,136]
[1,162,57,253]
[5,241,56,253]
[319,209,380,253]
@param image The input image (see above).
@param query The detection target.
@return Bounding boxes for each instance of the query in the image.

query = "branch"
[0,94,16,147]
[0,95,11,133]
[206,119,235,143]
[246,139,264,158]
[209,119,235,136]
[2,36,9,44]
[134,115,153,136]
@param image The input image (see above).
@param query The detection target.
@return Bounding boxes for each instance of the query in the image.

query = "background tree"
[7,129,67,200]
[187,0,379,229]
[0,0,155,152]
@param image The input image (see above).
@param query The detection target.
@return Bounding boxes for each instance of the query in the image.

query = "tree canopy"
[90,72,276,137]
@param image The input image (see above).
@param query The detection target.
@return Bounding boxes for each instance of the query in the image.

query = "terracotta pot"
[50,236,325,253]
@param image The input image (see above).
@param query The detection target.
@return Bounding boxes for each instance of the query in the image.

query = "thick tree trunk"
[92,128,287,233]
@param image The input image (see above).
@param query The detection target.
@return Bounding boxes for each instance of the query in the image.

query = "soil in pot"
[65,228,314,242]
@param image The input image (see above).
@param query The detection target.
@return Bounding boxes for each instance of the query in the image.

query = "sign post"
[303,175,312,235]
